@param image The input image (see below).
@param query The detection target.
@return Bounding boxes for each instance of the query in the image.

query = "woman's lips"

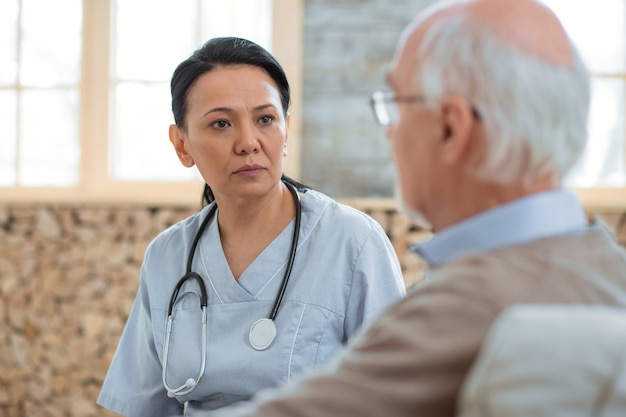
[234,164,264,176]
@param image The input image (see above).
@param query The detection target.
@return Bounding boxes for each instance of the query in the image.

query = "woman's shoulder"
[302,189,386,235]
[145,204,213,257]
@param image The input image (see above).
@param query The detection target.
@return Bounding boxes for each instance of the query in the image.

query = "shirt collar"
[410,188,588,267]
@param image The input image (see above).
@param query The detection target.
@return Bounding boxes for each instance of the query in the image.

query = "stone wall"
[0,206,196,417]
[1,203,625,417]
[300,0,439,198]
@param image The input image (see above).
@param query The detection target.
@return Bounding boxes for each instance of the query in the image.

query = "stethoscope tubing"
[268,182,301,320]
[162,306,207,397]
[162,180,301,397]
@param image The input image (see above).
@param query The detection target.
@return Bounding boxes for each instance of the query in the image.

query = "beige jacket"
[458,304,626,417]
[204,224,626,417]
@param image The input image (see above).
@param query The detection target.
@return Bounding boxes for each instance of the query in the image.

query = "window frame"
[575,187,626,212]
[2,0,625,210]
[575,70,626,211]
[0,0,303,206]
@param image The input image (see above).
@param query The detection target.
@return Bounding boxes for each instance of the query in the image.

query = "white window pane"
[0,91,17,186]
[112,0,273,183]
[20,0,82,87]
[115,0,198,81]
[0,0,18,85]
[541,0,625,73]
[114,0,273,83]
[566,78,625,187]
[19,89,79,186]
[199,0,273,52]
[112,82,199,182]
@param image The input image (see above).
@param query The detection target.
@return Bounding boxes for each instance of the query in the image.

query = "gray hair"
[414,14,591,184]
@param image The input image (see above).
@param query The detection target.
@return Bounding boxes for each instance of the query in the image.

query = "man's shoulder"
[417,225,626,306]
[434,224,624,274]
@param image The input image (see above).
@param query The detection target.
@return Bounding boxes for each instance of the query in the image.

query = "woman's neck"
[214,182,297,279]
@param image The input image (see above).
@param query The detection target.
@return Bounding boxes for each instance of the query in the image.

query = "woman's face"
[170,65,289,202]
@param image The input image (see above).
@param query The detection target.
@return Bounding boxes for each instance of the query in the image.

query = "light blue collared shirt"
[410,189,588,267]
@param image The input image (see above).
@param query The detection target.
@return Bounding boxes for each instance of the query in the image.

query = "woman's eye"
[211,120,230,129]
[258,115,274,125]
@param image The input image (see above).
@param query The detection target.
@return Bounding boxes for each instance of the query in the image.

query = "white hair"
[413,14,591,184]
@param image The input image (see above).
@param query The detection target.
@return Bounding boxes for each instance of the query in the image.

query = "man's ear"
[169,124,195,167]
[439,96,477,166]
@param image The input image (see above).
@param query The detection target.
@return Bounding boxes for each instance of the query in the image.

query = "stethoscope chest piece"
[249,318,277,351]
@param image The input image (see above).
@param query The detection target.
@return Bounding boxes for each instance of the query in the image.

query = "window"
[0,0,82,187]
[3,1,623,208]
[541,0,626,208]
[0,0,303,204]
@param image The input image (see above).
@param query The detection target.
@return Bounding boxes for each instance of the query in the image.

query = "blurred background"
[1,0,625,416]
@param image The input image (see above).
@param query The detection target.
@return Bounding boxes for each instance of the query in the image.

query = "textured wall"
[300,0,438,197]
[0,206,192,417]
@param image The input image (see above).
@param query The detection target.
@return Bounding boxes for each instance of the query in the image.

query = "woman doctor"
[97,37,406,417]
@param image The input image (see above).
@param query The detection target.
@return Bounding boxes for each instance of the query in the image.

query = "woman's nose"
[235,123,260,154]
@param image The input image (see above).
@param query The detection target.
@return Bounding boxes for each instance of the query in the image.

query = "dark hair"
[171,37,290,129]
[170,37,307,206]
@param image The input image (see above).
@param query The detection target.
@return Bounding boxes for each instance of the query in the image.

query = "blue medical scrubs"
[97,190,406,417]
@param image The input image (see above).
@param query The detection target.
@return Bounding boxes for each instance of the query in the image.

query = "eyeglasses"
[369,90,426,126]
[369,90,481,126]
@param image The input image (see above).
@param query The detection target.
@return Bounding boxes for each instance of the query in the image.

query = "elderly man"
[197,0,626,416]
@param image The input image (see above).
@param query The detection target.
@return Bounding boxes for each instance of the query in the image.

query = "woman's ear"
[439,96,477,166]
[283,113,291,157]
[169,124,195,167]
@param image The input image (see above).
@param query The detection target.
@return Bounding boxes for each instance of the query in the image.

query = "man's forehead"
[385,24,427,93]
[385,1,470,92]
[399,0,574,69]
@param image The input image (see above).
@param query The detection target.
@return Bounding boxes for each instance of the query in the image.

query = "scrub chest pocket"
[152,299,343,403]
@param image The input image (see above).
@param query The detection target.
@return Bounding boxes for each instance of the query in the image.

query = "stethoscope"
[162,180,302,398]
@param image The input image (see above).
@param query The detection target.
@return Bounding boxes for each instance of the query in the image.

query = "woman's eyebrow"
[253,103,277,112]
[201,107,232,118]
[201,103,277,119]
